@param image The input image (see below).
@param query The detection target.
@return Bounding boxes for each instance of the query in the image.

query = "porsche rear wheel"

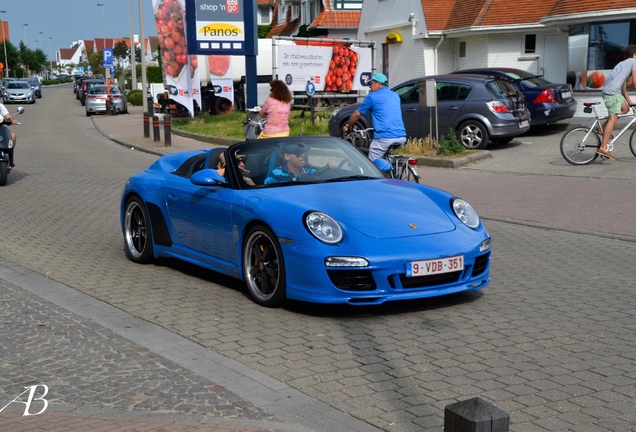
[124,196,154,263]
[243,225,286,307]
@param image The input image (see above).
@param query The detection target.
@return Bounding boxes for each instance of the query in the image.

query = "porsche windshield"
[228,137,385,187]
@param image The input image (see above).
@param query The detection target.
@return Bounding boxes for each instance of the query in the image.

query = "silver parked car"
[85,85,128,116]
[2,80,35,104]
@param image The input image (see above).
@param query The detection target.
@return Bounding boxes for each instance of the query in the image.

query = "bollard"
[444,397,509,432]
[153,115,160,142]
[105,98,112,116]
[143,112,150,138]
[163,114,172,147]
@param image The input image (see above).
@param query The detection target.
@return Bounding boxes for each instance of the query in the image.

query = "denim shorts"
[602,93,625,115]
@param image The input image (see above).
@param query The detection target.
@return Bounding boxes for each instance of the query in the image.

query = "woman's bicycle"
[560,101,636,165]
[348,128,420,183]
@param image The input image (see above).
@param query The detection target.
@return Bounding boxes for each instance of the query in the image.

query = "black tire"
[0,160,7,186]
[629,129,636,158]
[242,225,286,307]
[213,97,233,115]
[123,196,154,263]
[560,126,600,165]
[458,120,489,149]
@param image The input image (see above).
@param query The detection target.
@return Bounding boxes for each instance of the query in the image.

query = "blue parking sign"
[103,48,114,65]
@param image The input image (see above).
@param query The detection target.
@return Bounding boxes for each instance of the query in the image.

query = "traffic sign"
[306,81,316,96]
[103,48,114,65]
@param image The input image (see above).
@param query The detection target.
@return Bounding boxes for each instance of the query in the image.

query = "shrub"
[437,129,466,156]
[127,90,144,106]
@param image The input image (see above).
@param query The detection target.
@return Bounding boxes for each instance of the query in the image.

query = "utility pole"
[0,11,8,78]
[129,0,137,89]
[138,0,147,112]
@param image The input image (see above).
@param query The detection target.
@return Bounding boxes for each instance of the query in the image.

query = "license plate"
[406,255,464,277]
[561,91,572,99]
[518,120,529,128]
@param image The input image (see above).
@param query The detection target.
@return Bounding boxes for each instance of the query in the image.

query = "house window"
[459,41,466,58]
[277,4,288,25]
[291,5,300,21]
[332,0,362,10]
[258,5,272,25]
[300,1,319,26]
[524,34,536,54]
[588,21,630,69]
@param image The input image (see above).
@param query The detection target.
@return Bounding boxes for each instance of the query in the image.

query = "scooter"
[0,106,24,186]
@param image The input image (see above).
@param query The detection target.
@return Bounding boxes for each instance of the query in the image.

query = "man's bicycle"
[349,128,420,183]
[560,102,636,165]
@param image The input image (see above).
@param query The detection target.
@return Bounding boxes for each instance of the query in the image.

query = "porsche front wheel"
[124,196,154,263]
[243,225,286,307]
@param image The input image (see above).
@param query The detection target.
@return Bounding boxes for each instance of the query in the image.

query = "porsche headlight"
[452,198,480,229]
[305,211,343,244]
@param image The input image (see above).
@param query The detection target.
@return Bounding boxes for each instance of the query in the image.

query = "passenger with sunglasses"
[216,152,255,185]
[258,80,292,138]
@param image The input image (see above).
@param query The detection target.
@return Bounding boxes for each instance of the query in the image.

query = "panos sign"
[185,0,257,56]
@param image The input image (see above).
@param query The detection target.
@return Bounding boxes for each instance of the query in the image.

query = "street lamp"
[129,0,137,89]
[97,3,105,50]
[0,11,8,78]
[39,32,43,50]
[23,24,28,47]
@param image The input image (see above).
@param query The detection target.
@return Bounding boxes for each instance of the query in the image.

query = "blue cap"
[370,73,389,85]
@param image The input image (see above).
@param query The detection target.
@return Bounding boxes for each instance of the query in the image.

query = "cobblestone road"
[2,85,636,431]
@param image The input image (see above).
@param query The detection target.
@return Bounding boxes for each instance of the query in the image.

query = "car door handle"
[406,108,418,112]
[446,106,458,110]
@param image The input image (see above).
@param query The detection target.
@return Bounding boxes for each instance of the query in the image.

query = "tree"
[1,40,21,77]
[113,40,129,68]
[87,50,104,76]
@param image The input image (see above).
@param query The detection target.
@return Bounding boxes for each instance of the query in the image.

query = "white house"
[356,0,636,93]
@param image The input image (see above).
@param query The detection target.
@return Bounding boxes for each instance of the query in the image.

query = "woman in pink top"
[258,79,292,138]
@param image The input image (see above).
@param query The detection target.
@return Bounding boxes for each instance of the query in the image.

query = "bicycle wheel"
[396,159,420,183]
[560,127,600,165]
[629,129,636,158]
[405,166,420,183]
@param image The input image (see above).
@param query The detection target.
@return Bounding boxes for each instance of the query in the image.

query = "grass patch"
[394,129,467,157]
[172,110,333,139]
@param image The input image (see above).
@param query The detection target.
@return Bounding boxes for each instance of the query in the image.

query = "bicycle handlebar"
[350,127,374,134]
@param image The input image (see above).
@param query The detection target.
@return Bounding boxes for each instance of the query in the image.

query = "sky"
[1,0,158,59]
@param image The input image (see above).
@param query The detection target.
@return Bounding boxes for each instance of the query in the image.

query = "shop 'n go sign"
[185,0,257,56]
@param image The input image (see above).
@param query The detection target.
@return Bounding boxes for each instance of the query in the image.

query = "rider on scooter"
[0,102,17,167]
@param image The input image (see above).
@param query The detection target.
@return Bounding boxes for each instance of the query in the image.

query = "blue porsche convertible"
[121,136,491,307]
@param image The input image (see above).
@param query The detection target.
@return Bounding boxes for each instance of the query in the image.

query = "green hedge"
[127,90,144,106]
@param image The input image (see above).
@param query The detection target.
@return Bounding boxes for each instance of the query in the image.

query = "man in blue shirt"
[264,143,317,184]
[343,73,407,161]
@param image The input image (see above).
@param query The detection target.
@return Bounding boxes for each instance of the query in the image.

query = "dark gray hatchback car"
[328,74,531,150]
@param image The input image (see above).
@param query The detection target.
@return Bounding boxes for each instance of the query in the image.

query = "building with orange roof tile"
[268,0,361,39]
[355,0,636,93]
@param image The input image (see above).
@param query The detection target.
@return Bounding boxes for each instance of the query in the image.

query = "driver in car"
[265,143,315,184]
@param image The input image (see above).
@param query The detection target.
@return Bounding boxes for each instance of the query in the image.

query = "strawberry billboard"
[153,0,201,117]
[277,42,373,93]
